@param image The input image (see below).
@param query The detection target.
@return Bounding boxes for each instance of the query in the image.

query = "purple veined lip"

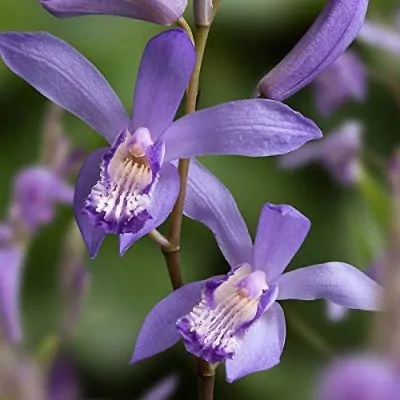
[84,127,164,235]
[177,263,278,363]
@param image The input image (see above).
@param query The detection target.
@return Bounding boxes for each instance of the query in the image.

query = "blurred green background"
[0,0,399,398]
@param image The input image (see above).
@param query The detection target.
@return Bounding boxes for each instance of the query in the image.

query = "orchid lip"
[84,127,164,234]
[176,264,277,363]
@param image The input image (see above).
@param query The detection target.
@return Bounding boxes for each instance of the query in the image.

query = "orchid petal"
[184,159,253,268]
[40,0,186,25]
[119,162,180,255]
[358,21,400,56]
[225,303,286,382]
[163,99,322,162]
[254,204,310,281]
[131,280,204,364]
[132,29,195,140]
[74,148,107,258]
[277,262,383,311]
[0,32,129,143]
[258,0,369,101]
[0,247,24,344]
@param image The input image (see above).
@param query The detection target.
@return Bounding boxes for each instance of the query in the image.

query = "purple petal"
[317,355,400,400]
[0,32,129,143]
[358,21,400,56]
[131,280,205,364]
[326,301,348,322]
[41,0,186,26]
[119,162,179,255]
[313,50,367,116]
[184,159,253,268]
[277,262,383,311]
[225,303,286,382]
[258,0,369,101]
[12,167,73,233]
[163,99,322,162]
[74,148,108,258]
[140,375,178,400]
[132,29,195,140]
[0,246,24,344]
[253,204,310,282]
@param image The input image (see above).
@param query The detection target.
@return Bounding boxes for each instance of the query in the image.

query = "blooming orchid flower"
[10,167,73,234]
[279,120,363,186]
[313,50,367,116]
[131,160,382,382]
[40,0,187,26]
[359,18,400,56]
[0,29,322,258]
[258,0,369,101]
[317,355,400,400]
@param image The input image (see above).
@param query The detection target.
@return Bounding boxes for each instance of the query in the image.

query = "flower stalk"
[162,13,216,400]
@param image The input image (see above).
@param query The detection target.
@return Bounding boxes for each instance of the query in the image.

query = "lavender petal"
[277,262,383,311]
[253,203,310,281]
[132,29,195,140]
[225,303,286,382]
[40,0,187,26]
[184,159,253,269]
[163,99,322,162]
[131,280,204,364]
[0,32,129,143]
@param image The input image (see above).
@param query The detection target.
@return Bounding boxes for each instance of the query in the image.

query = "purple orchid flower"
[359,19,400,56]
[0,29,322,258]
[258,0,369,101]
[279,120,363,186]
[313,50,367,116]
[40,0,187,26]
[10,167,73,234]
[317,354,400,400]
[130,160,381,382]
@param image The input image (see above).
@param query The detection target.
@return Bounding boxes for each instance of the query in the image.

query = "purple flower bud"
[317,355,400,400]
[0,244,24,344]
[359,20,400,56]
[140,375,178,400]
[194,0,213,27]
[40,0,187,26]
[279,120,363,186]
[313,50,367,116]
[258,0,369,101]
[10,166,73,233]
